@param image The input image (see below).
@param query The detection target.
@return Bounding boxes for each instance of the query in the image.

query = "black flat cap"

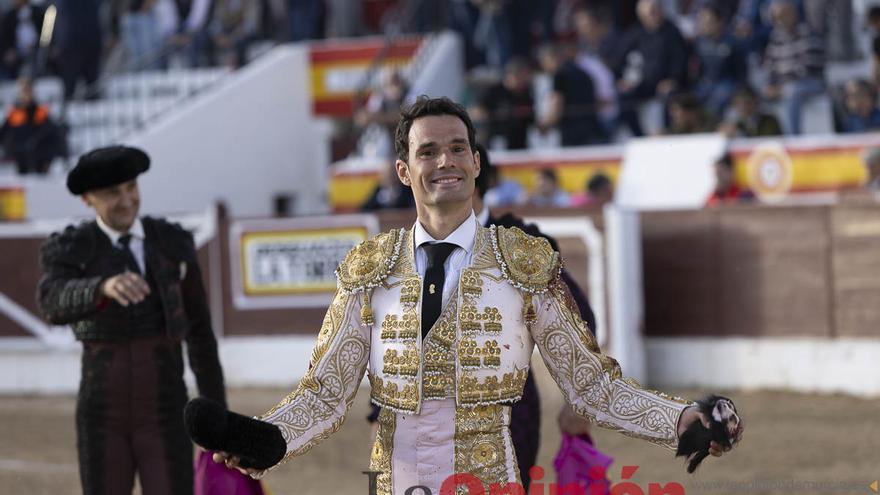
[67,146,150,195]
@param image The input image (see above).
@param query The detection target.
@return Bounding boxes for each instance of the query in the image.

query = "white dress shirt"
[412,211,478,309]
[96,216,147,274]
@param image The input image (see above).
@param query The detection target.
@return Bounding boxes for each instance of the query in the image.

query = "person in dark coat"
[52,0,103,99]
[610,0,690,136]
[37,146,227,495]
[0,0,45,79]
[367,144,600,489]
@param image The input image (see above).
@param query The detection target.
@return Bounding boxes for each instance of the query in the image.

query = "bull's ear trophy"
[676,395,743,473]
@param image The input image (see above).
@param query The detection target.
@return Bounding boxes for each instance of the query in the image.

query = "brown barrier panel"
[0,237,44,337]
[717,206,831,337]
[830,204,880,336]
[641,210,719,337]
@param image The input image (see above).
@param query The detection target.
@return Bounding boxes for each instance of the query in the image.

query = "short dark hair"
[394,96,477,163]
[587,173,612,193]
[473,143,497,198]
[539,168,558,184]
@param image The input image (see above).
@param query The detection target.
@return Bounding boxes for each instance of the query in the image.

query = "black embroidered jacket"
[37,216,226,406]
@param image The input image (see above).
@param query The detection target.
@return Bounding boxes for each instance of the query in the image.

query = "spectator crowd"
[463,0,880,148]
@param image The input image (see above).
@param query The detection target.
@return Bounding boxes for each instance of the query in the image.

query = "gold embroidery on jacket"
[380,312,419,341]
[454,405,517,492]
[458,338,501,369]
[535,287,690,451]
[458,369,528,406]
[382,345,420,377]
[369,408,396,495]
[259,292,369,464]
[369,374,419,413]
[422,297,458,401]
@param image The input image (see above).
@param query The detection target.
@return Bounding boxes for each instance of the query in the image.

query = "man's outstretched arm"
[239,290,371,473]
[531,279,693,451]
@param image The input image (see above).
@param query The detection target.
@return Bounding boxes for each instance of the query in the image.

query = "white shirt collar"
[413,211,477,254]
[476,206,490,227]
[96,216,145,245]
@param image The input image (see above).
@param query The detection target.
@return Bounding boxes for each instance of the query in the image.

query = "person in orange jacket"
[0,77,66,174]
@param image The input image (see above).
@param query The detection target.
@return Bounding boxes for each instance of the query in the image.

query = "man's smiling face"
[396,114,480,210]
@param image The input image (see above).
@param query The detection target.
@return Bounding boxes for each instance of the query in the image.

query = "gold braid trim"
[369,408,396,495]
[336,229,405,293]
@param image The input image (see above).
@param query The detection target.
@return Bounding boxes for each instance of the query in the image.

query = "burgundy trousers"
[76,334,192,495]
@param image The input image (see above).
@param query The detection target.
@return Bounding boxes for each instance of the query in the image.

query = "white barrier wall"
[21,44,331,219]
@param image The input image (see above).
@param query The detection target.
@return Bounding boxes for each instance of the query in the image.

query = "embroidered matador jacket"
[257,221,692,494]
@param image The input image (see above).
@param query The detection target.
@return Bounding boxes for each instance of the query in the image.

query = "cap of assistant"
[67,146,150,195]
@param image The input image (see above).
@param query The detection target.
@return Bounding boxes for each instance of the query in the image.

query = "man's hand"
[99,272,151,306]
[212,451,261,476]
[677,406,727,457]
[557,403,592,436]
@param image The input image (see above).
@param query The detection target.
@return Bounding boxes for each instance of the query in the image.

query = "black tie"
[421,242,457,338]
[118,234,142,274]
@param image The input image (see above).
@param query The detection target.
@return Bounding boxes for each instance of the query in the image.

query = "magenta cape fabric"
[553,433,614,495]
[194,451,266,495]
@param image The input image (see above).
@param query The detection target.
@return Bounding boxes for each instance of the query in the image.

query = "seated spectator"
[862,147,880,192]
[472,57,535,150]
[691,4,747,117]
[733,0,802,55]
[570,172,614,208]
[762,0,825,135]
[536,43,606,146]
[662,93,718,135]
[706,152,753,207]
[0,78,65,175]
[867,6,880,38]
[572,5,619,133]
[528,169,569,207]
[610,0,690,136]
[211,0,261,68]
[360,164,414,211]
[719,85,783,137]
[0,0,44,80]
[841,80,880,134]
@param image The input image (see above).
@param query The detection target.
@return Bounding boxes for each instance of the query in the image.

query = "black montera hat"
[67,146,150,195]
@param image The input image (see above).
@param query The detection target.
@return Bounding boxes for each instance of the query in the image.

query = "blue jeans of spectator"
[781,77,825,135]
[121,12,164,71]
[288,0,324,41]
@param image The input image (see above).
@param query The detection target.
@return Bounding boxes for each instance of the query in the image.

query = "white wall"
[21,44,331,219]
